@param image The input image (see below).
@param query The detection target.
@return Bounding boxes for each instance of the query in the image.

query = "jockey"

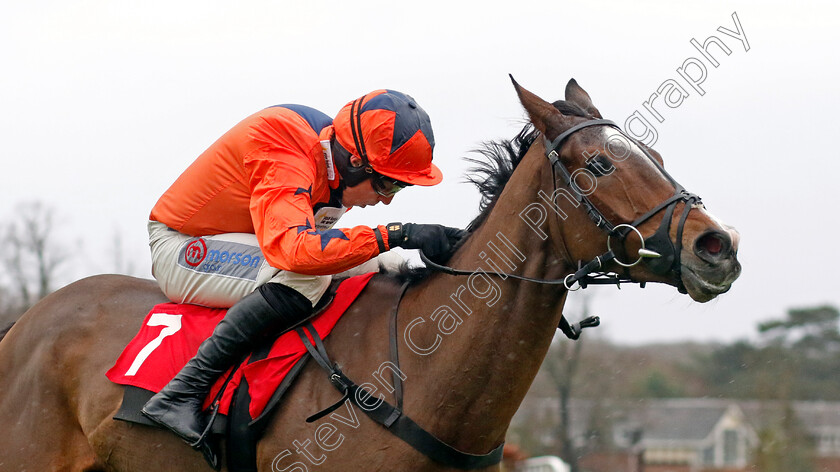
[141,90,466,459]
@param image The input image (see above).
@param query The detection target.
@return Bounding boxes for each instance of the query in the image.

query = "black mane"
[464,125,539,231]
[464,99,588,231]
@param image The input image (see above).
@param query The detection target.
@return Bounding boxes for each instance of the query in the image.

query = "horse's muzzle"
[680,226,741,302]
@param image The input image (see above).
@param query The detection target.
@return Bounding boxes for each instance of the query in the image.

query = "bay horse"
[0,78,740,471]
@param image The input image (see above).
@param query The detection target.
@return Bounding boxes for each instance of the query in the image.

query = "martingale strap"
[296,283,505,470]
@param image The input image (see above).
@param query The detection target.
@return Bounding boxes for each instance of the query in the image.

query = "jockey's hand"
[387,223,468,263]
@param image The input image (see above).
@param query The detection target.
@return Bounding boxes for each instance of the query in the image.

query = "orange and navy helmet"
[333,90,441,186]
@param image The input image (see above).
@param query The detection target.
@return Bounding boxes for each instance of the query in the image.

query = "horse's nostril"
[701,235,722,254]
[696,231,729,259]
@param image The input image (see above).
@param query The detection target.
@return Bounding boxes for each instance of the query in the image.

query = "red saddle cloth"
[106,272,375,419]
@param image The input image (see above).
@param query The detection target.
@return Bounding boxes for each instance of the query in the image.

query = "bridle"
[543,118,702,288]
[421,118,702,340]
[422,118,703,295]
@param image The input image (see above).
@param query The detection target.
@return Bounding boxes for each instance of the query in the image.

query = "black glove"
[386,223,468,263]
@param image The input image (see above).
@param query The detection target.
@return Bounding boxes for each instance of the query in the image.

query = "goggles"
[371,174,410,197]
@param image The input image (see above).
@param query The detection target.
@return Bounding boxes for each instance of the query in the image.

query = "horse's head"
[512,77,740,302]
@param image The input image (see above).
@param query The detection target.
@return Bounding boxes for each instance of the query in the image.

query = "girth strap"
[296,282,505,470]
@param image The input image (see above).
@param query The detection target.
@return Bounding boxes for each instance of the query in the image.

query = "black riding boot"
[141,283,312,464]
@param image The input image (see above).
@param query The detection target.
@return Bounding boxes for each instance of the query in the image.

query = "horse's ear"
[565,79,602,119]
[510,75,572,139]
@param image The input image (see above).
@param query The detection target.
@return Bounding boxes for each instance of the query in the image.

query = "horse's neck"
[401,147,572,451]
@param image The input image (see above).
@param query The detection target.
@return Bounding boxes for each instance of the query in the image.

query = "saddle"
[106,272,376,471]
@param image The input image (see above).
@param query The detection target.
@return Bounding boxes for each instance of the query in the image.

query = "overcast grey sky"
[1,0,837,344]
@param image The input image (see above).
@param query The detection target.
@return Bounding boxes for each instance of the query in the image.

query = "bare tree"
[1,201,68,312]
[0,284,19,328]
[109,227,138,275]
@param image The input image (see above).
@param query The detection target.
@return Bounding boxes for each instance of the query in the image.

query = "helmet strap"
[348,95,373,173]
[332,137,373,188]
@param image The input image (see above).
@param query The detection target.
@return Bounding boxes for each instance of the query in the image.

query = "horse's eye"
[586,155,615,177]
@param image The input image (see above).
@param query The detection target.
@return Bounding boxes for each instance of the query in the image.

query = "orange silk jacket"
[150,105,388,275]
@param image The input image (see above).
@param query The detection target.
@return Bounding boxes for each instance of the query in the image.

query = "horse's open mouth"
[680,265,731,303]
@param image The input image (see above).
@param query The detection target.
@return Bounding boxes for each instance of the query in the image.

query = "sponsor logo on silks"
[177,238,263,281]
[320,140,336,180]
[183,238,207,267]
[313,205,346,232]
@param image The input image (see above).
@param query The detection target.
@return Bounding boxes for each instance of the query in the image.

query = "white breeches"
[148,221,401,308]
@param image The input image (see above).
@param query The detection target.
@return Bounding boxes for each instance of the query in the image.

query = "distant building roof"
[739,400,840,431]
[629,399,732,443]
[513,397,840,447]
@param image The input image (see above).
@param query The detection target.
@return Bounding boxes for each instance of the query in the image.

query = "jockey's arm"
[247,151,389,276]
